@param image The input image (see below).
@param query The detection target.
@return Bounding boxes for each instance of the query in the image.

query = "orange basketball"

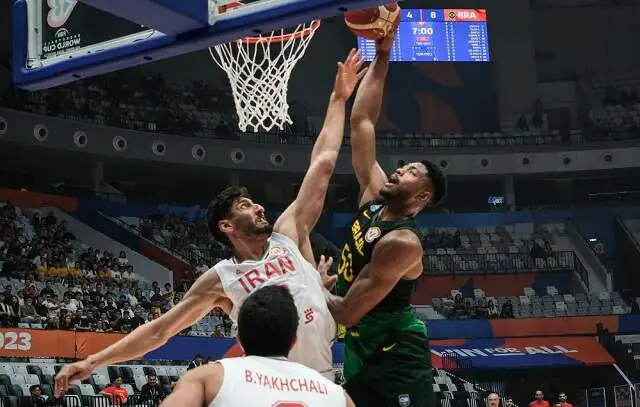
[344,3,401,40]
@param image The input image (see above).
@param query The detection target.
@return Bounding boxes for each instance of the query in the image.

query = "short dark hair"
[421,160,447,204]
[237,285,298,357]
[207,186,250,246]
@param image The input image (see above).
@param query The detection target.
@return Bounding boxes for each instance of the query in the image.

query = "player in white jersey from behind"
[55,49,368,394]
[161,285,353,407]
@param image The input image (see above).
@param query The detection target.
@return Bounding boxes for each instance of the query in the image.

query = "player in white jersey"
[55,49,368,394]
[161,285,353,407]
[214,232,336,375]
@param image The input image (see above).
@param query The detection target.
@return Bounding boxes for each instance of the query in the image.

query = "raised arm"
[326,229,423,326]
[350,35,394,206]
[274,50,366,246]
[55,269,229,395]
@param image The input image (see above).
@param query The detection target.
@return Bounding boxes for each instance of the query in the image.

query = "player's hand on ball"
[55,360,94,397]
[333,49,368,100]
[317,255,337,290]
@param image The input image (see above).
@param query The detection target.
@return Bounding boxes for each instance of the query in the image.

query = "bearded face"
[379,162,430,206]
[225,197,273,241]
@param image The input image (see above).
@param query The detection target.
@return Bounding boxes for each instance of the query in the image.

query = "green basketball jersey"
[336,200,427,381]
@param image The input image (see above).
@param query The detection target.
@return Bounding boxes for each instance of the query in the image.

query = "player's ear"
[218,219,234,235]
[289,335,298,351]
[415,190,431,204]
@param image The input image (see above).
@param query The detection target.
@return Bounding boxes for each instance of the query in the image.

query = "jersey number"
[337,243,354,282]
[273,402,307,407]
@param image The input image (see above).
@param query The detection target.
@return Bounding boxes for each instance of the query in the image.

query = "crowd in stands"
[0,202,232,336]
[434,292,514,320]
[0,70,239,139]
[137,211,226,267]
[432,287,630,320]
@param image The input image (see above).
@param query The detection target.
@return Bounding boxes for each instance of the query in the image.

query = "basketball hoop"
[209,2,320,132]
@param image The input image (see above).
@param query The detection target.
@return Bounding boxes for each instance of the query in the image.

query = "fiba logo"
[43,26,81,55]
[54,28,70,39]
[47,0,78,28]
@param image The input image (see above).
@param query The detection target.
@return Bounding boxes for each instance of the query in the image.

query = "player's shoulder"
[381,228,422,245]
[212,257,235,268]
[194,262,229,286]
[270,232,300,251]
[183,361,224,380]
[376,228,422,254]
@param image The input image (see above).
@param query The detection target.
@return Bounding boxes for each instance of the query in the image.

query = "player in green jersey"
[324,33,447,407]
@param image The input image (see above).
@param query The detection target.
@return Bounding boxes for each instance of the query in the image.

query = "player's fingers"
[325,256,334,267]
[324,275,337,289]
[356,67,368,81]
[346,48,357,65]
[55,373,68,397]
[354,49,363,63]
[351,49,362,67]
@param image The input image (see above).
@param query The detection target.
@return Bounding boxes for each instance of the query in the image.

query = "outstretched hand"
[333,49,368,101]
[55,360,95,397]
[317,255,337,290]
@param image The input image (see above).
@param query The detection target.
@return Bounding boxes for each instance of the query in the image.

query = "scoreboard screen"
[357,9,491,62]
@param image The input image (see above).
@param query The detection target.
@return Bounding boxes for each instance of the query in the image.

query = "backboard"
[13,0,399,91]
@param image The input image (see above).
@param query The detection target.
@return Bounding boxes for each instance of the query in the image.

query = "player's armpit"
[326,230,422,326]
[299,234,318,268]
[87,269,226,368]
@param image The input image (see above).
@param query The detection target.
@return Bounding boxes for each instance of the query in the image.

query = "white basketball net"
[209,21,319,133]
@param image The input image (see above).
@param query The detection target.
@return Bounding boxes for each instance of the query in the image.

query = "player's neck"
[232,236,269,262]
[379,203,415,221]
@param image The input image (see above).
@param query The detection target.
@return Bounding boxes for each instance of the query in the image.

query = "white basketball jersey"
[210,356,346,407]
[213,233,336,377]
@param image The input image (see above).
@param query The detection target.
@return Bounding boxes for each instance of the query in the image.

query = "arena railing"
[5,394,166,407]
[12,102,640,148]
[573,255,591,290]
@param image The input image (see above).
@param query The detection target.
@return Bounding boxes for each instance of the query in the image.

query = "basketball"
[344,4,401,40]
